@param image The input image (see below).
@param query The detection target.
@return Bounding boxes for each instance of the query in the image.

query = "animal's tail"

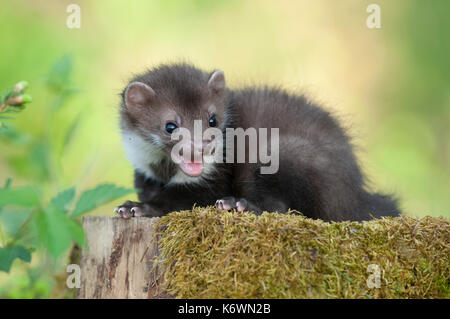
[360,192,401,219]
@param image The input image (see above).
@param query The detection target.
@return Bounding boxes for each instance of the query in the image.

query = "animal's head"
[120,63,228,182]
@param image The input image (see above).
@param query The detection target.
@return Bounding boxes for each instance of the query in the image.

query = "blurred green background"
[0,0,449,297]
[2,0,450,217]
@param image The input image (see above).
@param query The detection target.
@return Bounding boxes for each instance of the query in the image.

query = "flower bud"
[13,81,29,93]
[8,94,32,106]
[21,94,32,104]
[8,96,23,105]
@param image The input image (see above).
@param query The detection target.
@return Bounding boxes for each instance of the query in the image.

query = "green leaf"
[60,113,82,157]
[0,208,32,236]
[72,184,135,217]
[36,206,85,258]
[67,218,86,248]
[50,187,76,212]
[29,142,52,182]
[0,245,32,272]
[46,55,73,93]
[0,186,40,207]
[3,178,12,189]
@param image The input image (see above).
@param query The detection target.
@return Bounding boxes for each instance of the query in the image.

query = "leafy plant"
[0,80,32,114]
[0,182,133,270]
[0,58,133,297]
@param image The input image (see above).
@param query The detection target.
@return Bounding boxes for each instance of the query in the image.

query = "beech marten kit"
[115,63,400,221]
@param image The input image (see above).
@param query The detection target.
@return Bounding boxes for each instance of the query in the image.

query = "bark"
[78,216,170,299]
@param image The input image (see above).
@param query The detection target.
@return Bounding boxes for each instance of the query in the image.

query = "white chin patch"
[122,128,217,185]
[121,129,164,180]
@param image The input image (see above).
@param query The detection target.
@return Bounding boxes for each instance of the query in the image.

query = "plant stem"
[0,102,8,113]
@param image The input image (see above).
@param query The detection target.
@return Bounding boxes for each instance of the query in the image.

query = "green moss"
[152,208,449,299]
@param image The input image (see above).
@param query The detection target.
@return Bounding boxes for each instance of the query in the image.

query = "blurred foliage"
[0,62,134,298]
[0,0,449,298]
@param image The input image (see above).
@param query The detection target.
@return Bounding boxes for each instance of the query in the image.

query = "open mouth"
[179,160,204,177]
[172,140,217,177]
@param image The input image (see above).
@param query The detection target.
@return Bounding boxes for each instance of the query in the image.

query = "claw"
[215,197,238,211]
[216,199,224,210]
[115,201,156,218]
[131,207,144,217]
[236,199,247,212]
[118,207,132,219]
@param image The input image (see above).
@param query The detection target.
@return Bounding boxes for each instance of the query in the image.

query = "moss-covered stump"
[153,208,449,299]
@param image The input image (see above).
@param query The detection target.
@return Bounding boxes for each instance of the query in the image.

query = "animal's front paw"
[215,197,248,212]
[114,201,148,219]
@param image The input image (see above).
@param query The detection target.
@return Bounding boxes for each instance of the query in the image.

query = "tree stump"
[78,216,169,299]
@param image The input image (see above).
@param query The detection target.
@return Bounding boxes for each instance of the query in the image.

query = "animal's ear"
[124,82,155,110]
[208,70,226,95]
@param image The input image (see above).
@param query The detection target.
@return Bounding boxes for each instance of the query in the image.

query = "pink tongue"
[179,161,203,176]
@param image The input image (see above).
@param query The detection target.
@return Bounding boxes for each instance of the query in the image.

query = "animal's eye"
[209,115,217,127]
[165,122,178,134]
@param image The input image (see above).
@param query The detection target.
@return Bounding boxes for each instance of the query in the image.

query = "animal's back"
[227,86,400,221]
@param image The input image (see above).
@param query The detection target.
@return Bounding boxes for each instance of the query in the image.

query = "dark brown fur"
[117,63,400,221]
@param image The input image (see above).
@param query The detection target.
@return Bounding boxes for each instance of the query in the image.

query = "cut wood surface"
[79,216,168,299]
